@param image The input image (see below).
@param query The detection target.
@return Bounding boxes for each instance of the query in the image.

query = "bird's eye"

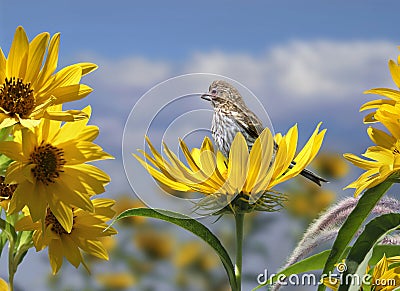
[211,89,217,94]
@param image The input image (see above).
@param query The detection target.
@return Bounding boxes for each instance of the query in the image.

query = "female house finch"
[201,80,327,186]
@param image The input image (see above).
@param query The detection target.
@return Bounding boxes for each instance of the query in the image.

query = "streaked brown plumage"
[201,80,327,186]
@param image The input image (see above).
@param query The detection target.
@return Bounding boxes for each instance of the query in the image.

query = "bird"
[201,80,328,186]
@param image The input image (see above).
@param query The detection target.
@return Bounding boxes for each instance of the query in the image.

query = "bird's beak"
[201,93,212,101]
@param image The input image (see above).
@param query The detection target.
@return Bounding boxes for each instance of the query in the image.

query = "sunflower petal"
[389,60,400,88]
[364,88,400,101]
[61,235,83,268]
[134,154,191,191]
[77,63,98,76]
[223,133,248,193]
[0,141,23,160]
[76,239,109,260]
[43,110,88,122]
[34,33,60,89]
[48,198,73,233]
[52,84,93,104]
[25,32,50,83]
[7,26,29,78]
[49,239,64,274]
[0,48,6,82]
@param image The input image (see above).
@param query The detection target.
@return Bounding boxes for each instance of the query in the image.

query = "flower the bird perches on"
[135,123,326,214]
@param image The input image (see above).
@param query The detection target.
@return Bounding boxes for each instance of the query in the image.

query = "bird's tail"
[299,168,328,186]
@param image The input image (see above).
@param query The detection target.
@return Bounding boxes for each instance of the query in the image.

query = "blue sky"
[2,1,400,289]
[2,1,399,59]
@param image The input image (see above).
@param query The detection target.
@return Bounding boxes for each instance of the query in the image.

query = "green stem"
[235,213,245,291]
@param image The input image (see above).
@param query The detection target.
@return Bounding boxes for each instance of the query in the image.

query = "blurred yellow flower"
[96,272,137,290]
[114,195,147,225]
[344,104,400,196]
[285,187,335,220]
[98,236,117,252]
[174,241,202,268]
[312,152,349,179]
[174,241,219,271]
[134,230,174,259]
[0,26,97,129]
[135,123,325,212]
[0,105,113,232]
[15,198,117,274]
[0,278,8,291]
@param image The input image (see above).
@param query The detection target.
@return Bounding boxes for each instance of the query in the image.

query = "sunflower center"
[29,142,66,185]
[0,176,17,200]
[0,77,35,117]
[45,208,69,235]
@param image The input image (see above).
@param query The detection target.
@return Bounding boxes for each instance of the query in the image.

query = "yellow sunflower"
[323,255,400,291]
[135,123,325,212]
[15,198,117,275]
[344,104,400,196]
[0,105,113,232]
[372,254,400,290]
[0,26,97,129]
[361,50,400,123]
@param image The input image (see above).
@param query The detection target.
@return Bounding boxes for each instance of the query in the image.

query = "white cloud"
[84,39,398,106]
[185,40,397,100]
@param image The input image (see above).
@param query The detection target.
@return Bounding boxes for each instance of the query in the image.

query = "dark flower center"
[45,209,69,235]
[0,77,35,118]
[29,141,66,185]
[0,176,17,200]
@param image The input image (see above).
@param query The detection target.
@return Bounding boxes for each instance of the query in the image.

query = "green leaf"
[14,238,33,266]
[0,154,12,175]
[0,231,7,257]
[318,180,393,291]
[338,213,400,291]
[114,208,238,291]
[0,216,17,258]
[16,230,33,250]
[0,127,12,141]
[252,247,352,290]
[0,126,14,175]
[370,245,400,265]
[0,217,17,242]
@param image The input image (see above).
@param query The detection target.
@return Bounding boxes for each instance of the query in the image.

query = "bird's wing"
[232,104,279,151]
[231,104,264,139]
